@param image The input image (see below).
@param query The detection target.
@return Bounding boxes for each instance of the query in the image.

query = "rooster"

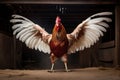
[10,12,112,72]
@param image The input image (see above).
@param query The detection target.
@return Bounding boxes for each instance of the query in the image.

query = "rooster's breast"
[49,40,69,58]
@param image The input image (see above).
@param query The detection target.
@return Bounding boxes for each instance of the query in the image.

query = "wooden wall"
[0,33,22,69]
[0,33,14,69]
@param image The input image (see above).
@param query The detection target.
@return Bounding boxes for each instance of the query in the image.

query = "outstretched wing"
[67,12,112,54]
[10,15,52,54]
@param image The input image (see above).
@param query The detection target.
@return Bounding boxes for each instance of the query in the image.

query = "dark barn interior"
[0,0,119,70]
[0,0,120,80]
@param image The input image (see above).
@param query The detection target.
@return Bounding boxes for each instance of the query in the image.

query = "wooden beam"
[0,0,117,4]
[114,5,120,67]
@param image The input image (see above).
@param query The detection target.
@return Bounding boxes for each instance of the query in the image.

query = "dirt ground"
[0,67,120,80]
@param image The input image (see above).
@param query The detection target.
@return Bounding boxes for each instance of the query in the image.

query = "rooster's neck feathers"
[52,24,67,41]
[51,16,68,41]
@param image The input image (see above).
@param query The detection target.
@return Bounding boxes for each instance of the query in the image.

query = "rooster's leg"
[49,53,56,72]
[51,63,54,72]
[61,54,70,72]
[64,62,69,72]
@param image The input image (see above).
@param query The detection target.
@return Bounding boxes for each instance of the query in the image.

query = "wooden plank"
[99,41,115,49]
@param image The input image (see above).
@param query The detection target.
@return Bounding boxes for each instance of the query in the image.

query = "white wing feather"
[67,12,112,54]
[10,14,51,54]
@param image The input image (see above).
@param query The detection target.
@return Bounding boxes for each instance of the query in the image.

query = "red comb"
[56,16,61,23]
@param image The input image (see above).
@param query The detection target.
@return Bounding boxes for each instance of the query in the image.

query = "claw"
[48,63,55,73]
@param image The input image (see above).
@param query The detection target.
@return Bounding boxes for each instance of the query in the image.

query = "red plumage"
[50,40,68,58]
